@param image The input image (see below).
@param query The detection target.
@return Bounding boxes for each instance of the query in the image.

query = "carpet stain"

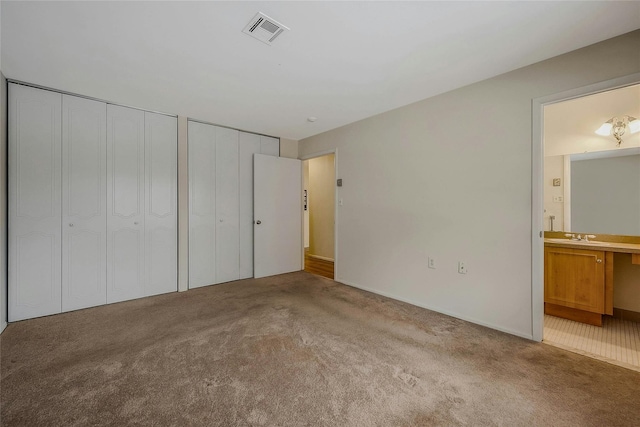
[393,367,419,387]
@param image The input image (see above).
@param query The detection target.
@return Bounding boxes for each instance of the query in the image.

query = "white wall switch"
[428,257,436,269]
[458,261,467,274]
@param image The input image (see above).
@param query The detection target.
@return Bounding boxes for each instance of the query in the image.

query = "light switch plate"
[458,261,467,274]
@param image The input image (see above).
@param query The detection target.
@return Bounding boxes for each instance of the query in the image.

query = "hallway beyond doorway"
[304,249,334,279]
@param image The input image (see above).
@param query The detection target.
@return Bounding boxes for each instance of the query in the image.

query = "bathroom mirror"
[568,148,640,236]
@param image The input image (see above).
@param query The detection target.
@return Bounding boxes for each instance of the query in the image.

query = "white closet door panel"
[107,105,145,303]
[62,95,107,312]
[110,228,144,298]
[8,84,62,321]
[188,121,217,288]
[260,136,280,157]
[189,223,216,288]
[238,132,261,279]
[215,126,240,284]
[147,226,176,294]
[145,112,177,296]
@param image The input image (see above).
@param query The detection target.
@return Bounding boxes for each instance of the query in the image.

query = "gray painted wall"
[299,30,640,339]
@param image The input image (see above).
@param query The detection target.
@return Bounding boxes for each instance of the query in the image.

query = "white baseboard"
[1,321,7,334]
[335,277,534,341]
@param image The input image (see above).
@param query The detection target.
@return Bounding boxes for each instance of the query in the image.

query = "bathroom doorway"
[536,79,640,372]
[302,153,336,279]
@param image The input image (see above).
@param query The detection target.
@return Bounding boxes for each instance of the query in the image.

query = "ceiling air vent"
[242,12,289,45]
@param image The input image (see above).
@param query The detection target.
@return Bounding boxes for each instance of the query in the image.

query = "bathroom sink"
[545,238,611,246]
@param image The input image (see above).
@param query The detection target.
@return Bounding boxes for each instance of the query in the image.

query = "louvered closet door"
[145,112,177,296]
[62,95,107,312]
[8,84,62,321]
[107,105,145,303]
[238,132,261,279]
[215,127,240,284]
[188,121,217,288]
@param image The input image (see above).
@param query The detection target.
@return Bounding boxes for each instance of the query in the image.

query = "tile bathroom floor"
[544,314,640,372]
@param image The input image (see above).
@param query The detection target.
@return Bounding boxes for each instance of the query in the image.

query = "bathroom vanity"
[544,233,640,326]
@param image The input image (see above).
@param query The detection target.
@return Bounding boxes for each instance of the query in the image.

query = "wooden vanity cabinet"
[544,246,606,326]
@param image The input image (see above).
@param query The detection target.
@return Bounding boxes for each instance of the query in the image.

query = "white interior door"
[238,132,261,280]
[254,154,302,278]
[107,104,145,303]
[62,94,107,312]
[8,84,62,321]
[144,112,177,296]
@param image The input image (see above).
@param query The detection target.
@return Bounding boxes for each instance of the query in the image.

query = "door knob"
[256,220,262,225]
[596,259,602,263]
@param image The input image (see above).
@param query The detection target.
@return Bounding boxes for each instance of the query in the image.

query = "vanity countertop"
[544,238,640,254]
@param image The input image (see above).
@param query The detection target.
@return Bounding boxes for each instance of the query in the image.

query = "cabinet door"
[544,246,605,313]
[8,84,62,321]
[107,105,145,303]
[145,112,177,296]
[62,95,107,311]
[188,121,216,288]
[215,127,240,284]
[238,132,261,279]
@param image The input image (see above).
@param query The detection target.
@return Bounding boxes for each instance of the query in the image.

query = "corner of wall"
[279,138,299,159]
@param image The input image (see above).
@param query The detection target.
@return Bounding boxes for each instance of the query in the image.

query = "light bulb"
[628,118,640,134]
[595,122,613,136]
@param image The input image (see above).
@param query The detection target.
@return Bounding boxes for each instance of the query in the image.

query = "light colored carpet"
[1,271,639,426]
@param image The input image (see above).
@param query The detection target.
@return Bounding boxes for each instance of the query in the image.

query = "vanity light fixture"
[595,115,640,146]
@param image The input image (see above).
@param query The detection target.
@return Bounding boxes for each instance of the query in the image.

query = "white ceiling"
[2,1,640,140]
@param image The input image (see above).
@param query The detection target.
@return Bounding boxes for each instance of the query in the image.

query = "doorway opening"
[535,78,640,372]
[302,153,336,279]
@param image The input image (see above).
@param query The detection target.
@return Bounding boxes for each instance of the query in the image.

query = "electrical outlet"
[458,261,467,274]
[553,196,563,203]
[428,257,436,269]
